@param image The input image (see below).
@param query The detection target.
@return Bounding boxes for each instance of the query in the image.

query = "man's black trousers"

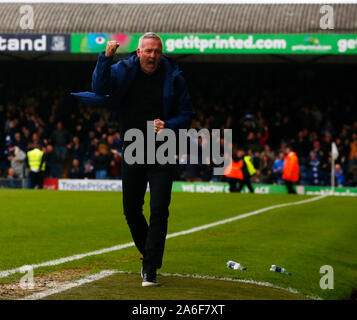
[237,177,254,193]
[29,171,43,189]
[122,160,174,273]
[285,180,296,194]
[228,177,254,193]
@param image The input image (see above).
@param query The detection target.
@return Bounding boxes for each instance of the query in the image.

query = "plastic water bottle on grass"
[227,260,246,271]
[270,265,291,275]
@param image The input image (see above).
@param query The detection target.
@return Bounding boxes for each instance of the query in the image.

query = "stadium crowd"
[1,60,357,188]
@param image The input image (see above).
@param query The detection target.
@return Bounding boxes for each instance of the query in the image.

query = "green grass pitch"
[0,189,356,300]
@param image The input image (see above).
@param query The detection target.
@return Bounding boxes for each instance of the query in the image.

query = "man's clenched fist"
[105,40,120,57]
[154,119,165,134]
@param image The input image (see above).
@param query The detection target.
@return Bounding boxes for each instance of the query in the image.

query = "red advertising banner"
[43,178,58,190]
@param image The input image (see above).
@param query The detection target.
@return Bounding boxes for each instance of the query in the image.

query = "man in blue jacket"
[74,32,193,286]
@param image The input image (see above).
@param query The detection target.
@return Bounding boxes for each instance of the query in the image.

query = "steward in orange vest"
[225,149,256,193]
[282,146,300,194]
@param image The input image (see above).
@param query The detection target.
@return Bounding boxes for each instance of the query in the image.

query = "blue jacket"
[72,51,193,131]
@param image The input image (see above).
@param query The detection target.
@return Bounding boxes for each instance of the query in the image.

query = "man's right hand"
[105,40,120,57]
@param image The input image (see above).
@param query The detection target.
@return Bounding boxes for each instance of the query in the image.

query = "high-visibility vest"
[282,152,300,182]
[244,156,256,176]
[224,160,243,179]
[224,156,256,179]
[27,148,44,172]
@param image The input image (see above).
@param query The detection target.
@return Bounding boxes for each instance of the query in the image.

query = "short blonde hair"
[138,32,163,49]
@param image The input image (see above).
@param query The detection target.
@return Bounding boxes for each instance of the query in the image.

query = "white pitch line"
[0,194,327,279]
[19,270,322,300]
[158,272,322,300]
[18,270,118,300]
[166,194,327,239]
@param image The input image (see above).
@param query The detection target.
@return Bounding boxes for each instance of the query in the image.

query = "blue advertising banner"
[0,34,70,52]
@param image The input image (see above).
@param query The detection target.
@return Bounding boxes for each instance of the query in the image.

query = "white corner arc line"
[18,270,118,300]
[158,272,322,300]
[0,195,327,279]
[19,270,322,300]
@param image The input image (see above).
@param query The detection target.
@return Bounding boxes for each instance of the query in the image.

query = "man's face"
[137,38,163,74]
[107,135,114,145]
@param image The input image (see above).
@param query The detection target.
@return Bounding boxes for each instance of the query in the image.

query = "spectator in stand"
[294,130,311,159]
[7,167,15,188]
[113,132,123,154]
[22,127,31,148]
[311,105,323,129]
[86,137,99,162]
[94,143,111,179]
[109,149,121,179]
[67,158,84,179]
[51,121,71,162]
[334,164,346,187]
[67,136,85,164]
[307,152,323,186]
[13,132,26,151]
[311,140,324,160]
[31,132,42,148]
[44,144,62,178]
[272,152,285,184]
[321,120,335,137]
[107,135,119,151]
[83,160,95,179]
[88,130,96,142]
[259,154,274,184]
[260,144,274,161]
[7,144,26,179]
[279,140,288,155]
[73,124,87,145]
[349,133,357,160]
[335,138,348,162]
[348,151,357,186]
[245,132,261,153]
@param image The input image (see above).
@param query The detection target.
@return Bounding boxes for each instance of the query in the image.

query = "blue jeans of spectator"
[49,163,63,178]
[96,169,107,179]
[55,146,67,162]
[8,178,15,188]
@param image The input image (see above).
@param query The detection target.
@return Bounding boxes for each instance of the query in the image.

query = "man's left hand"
[154,119,165,133]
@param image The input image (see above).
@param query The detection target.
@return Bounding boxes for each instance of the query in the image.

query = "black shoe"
[142,271,159,287]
